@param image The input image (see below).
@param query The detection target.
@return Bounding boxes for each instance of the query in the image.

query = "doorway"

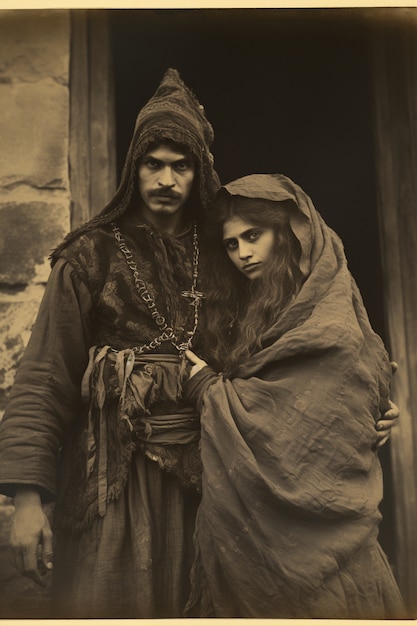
[109,7,395,564]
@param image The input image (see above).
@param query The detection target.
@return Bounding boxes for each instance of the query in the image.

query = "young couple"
[0,68,404,618]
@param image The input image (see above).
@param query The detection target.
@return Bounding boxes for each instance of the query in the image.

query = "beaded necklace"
[111,222,204,356]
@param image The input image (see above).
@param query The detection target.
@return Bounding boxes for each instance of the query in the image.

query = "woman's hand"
[185,349,208,379]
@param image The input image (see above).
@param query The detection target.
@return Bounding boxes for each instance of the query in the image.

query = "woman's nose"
[238,242,252,259]
[158,166,175,187]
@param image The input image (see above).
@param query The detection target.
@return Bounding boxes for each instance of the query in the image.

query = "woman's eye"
[145,159,160,169]
[225,240,238,251]
[248,230,261,242]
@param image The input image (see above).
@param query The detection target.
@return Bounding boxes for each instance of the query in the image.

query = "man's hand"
[375,361,400,449]
[185,349,208,379]
[10,488,53,587]
[375,399,400,450]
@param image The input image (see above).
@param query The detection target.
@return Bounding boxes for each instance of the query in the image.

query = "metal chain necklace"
[111,222,204,356]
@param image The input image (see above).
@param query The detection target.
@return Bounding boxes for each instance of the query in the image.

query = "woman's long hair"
[204,194,303,375]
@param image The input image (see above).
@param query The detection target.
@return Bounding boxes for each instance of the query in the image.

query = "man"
[0,68,220,618]
[0,69,397,618]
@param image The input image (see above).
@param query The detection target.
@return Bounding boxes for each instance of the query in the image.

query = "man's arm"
[0,258,93,499]
[0,258,93,584]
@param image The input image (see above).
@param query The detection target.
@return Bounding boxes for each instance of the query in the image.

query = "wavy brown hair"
[204,193,304,375]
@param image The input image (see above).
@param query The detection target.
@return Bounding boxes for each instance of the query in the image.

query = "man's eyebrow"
[142,154,161,161]
[142,155,191,163]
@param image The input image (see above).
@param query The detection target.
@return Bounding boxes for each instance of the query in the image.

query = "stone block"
[0,82,69,189]
[0,201,70,284]
[0,10,70,84]
[0,286,45,412]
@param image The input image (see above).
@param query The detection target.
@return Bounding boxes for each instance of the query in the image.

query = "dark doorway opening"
[109,7,395,565]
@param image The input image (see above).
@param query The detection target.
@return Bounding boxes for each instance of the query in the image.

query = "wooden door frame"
[69,9,116,228]
[372,18,417,616]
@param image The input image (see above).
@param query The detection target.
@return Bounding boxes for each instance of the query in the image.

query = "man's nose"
[158,166,175,187]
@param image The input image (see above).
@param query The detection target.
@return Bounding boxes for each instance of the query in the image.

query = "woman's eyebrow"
[223,228,256,243]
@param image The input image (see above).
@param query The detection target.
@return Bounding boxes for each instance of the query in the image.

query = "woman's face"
[222,216,275,280]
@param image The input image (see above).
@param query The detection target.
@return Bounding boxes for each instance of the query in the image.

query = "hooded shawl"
[184,174,404,618]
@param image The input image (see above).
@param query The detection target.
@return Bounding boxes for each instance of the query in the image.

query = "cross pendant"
[181,288,205,306]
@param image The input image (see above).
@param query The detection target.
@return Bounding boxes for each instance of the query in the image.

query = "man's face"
[137,144,195,225]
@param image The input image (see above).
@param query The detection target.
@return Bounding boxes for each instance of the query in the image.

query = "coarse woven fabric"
[184,174,406,618]
[52,453,201,618]
[0,220,206,617]
[50,68,220,262]
[0,68,217,618]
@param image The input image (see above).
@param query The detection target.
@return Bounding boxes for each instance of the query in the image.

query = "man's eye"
[175,161,189,172]
[145,159,160,169]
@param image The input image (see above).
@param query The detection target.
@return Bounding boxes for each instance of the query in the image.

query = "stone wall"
[0,10,71,415]
[0,10,71,618]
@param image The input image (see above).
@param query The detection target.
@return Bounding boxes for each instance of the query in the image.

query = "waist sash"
[81,346,200,515]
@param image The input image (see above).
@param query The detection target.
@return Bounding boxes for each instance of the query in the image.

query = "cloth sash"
[81,346,200,516]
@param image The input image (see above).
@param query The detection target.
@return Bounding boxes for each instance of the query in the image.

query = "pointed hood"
[118,68,220,214]
[51,69,220,263]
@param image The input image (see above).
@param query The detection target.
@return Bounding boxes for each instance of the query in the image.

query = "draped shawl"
[185,174,401,618]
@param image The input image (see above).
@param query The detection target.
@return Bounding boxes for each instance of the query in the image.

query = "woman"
[184,173,406,618]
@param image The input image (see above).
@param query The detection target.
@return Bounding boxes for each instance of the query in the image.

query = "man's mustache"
[149,187,182,200]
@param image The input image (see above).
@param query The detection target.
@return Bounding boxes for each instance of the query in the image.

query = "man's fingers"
[42,530,54,570]
[390,361,399,374]
[9,545,23,576]
[377,419,389,432]
[386,400,400,419]
[10,540,50,587]
[9,502,53,587]
[376,434,390,450]
[185,349,200,364]
[21,544,46,587]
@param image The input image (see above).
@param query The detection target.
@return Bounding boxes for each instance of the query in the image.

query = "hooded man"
[0,68,220,618]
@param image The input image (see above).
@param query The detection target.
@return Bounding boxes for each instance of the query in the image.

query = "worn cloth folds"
[55,345,202,530]
[184,174,405,619]
[0,69,217,618]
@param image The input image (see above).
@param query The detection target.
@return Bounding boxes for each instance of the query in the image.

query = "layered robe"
[0,68,222,618]
[0,214,206,618]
